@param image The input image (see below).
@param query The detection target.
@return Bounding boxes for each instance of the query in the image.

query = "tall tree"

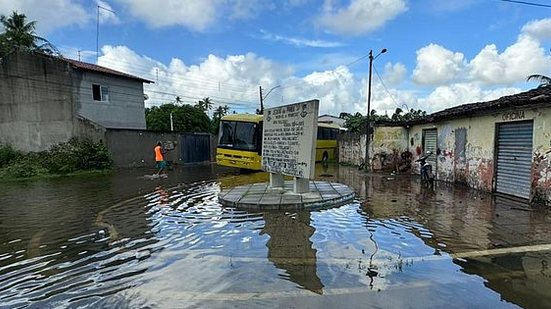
[211,105,230,134]
[195,97,213,112]
[145,104,211,133]
[0,11,57,58]
[527,74,551,88]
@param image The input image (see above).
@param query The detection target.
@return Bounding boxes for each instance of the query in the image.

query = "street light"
[259,85,281,114]
[365,48,387,170]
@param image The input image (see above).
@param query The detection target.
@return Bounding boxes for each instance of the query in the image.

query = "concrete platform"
[218,180,355,210]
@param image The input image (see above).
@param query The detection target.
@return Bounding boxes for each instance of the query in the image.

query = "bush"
[0,144,21,168]
[43,138,112,174]
[0,138,112,179]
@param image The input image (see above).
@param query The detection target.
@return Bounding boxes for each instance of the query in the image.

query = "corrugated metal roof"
[64,58,153,83]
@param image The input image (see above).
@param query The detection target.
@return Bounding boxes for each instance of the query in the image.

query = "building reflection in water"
[331,164,551,308]
[261,211,324,294]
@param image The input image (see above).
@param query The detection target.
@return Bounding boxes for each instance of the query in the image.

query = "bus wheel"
[322,152,329,163]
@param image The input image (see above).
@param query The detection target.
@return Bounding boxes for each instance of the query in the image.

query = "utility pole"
[365,48,387,170]
[259,85,281,115]
[96,5,116,63]
[259,86,264,115]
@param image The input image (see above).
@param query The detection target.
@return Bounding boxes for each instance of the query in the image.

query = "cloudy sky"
[2,0,551,115]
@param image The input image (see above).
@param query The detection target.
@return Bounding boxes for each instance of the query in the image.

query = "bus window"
[235,122,258,151]
[219,121,235,146]
[330,128,337,139]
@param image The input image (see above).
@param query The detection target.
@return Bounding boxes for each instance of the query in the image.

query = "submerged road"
[0,163,550,308]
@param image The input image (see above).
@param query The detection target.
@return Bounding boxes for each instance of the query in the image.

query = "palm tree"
[527,74,551,88]
[200,97,213,111]
[0,11,57,58]
[213,105,230,119]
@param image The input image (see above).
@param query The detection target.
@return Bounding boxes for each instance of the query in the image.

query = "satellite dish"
[143,94,149,100]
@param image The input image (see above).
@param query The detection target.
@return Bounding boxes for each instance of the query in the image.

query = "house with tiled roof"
[0,51,152,152]
[339,86,551,205]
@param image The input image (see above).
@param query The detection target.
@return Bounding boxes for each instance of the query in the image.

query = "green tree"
[211,104,230,134]
[145,103,211,133]
[343,112,365,133]
[195,97,213,112]
[0,11,57,58]
[527,74,551,88]
[391,107,403,121]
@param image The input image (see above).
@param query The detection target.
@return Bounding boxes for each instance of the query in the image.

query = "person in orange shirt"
[154,141,167,176]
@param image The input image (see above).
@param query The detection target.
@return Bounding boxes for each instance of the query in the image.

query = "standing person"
[154,141,167,176]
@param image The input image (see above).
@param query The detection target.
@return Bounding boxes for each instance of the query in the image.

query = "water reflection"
[0,164,550,307]
[261,211,323,294]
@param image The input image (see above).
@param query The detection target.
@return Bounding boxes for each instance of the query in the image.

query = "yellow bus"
[216,114,342,170]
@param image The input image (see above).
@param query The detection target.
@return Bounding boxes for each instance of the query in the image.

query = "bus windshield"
[219,121,259,151]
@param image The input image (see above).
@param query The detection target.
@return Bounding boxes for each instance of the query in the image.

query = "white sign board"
[262,100,319,179]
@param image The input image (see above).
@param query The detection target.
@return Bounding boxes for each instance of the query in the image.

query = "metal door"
[495,121,533,199]
[422,129,438,176]
[181,133,211,164]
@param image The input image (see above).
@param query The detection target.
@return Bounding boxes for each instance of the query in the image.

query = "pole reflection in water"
[261,211,323,294]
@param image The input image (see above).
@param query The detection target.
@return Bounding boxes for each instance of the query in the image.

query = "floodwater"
[1,164,550,308]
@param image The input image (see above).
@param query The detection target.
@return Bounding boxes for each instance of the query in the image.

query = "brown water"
[1,164,550,308]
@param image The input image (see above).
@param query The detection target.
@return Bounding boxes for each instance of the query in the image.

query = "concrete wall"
[105,129,180,168]
[75,116,106,144]
[409,106,551,204]
[370,126,410,172]
[75,71,146,129]
[338,131,366,166]
[339,126,411,172]
[0,52,77,152]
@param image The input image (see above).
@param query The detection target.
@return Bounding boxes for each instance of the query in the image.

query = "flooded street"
[1,164,550,308]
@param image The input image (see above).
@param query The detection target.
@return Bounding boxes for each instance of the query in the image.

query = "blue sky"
[2,0,551,116]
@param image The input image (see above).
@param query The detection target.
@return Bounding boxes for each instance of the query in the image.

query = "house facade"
[0,52,151,152]
[340,86,551,205]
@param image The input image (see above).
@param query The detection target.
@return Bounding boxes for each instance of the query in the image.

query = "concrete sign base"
[218,180,355,210]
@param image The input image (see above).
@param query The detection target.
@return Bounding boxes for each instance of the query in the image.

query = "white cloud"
[412,44,466,85]
[382,62,407,86]
[116,0,266,31]
[317,0,407,36]
[116,0,216,31]
[97,0,119,24]
[412,18,551,87]
[259,30,344,48]
[96,45,293,113]
[0,0,89,33]
[419,83,520,112]
[469,35,551,85]
[521,18,551,42]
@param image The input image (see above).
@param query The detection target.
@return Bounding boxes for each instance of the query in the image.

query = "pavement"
[218,180,355,210]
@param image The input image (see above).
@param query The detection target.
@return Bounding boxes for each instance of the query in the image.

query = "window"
[218,121,259,151]
[92,84,109,102]
[317,127,338,140]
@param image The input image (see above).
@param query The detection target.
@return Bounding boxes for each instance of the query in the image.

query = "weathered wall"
[409,106,551,205]
[0,52,77,152]
[75,116,106,144]
[338,131,366,166]
[105,129,180,168]
[370,126,410,172]
[105,129,216,168]
[531,108,551,204]
[338,126,411,172]
[75,71,146,129]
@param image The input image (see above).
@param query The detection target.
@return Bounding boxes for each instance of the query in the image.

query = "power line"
[498,0,551,8]
[3,68,257,109]
[372,64,402,110]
